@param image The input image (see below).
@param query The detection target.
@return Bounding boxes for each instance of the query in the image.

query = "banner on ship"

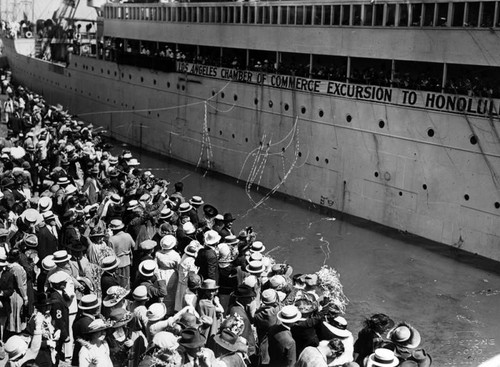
[177,62,500,117]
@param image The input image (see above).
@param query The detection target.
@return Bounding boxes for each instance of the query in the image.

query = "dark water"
[125,143,499,366]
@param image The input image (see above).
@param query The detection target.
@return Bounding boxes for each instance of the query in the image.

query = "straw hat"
[389,322,421,349]
[183,221,196,235]
[184,243,200,257]
[224,235,239,245]
[139,239,156,251]
[52,250,71,263]
[159,208,173,220]
[204,230,221,246]
[127,158,140,166]
[277,305,302,324]
[41,255,56,271]
[160,235,177,250]
[109,219,125,231]
[4,335,28,361]
[38,196,53,212]
[147,303,167,322]
[132,285,149,301]
[85,319,111,334]
[323,316,351,338]
[189,196,204,206]
[101,255,120,271]
[78,294,100,310]
[48,271,68,285]
[179,202,193,213]
[249,241,265,253]
[153,331,179,351]
[246,260,265,274]
[261,289,279,305]
[366,348,399,367]
[139,259,157,277]
[65,184,77,195]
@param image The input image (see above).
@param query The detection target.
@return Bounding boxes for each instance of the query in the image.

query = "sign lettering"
[177,62,500,118]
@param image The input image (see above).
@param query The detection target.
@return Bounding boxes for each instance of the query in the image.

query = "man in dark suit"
[37,211,59,261]
[71,294,100,365]
[48,271,70,365]
[268,305,302,367]
[227,285,257,361]
[195,230,220,282]
[100,255,121,298]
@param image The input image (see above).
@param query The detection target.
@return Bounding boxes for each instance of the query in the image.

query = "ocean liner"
[2,0,500,261]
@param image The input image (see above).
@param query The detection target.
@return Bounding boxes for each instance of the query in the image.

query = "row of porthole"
[373,171,499,208]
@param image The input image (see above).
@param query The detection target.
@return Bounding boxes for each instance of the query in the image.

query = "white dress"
[155,249,181,314]
[174,254,198,311]
[79,341,113,367]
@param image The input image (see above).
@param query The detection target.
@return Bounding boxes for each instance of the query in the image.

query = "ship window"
[423,3,434,26]
[363,5,374,25]
[257,6,263,24]
[324,6,333,25]
[437,3,449,26]
[410,4,423,26]
[152,7,157,21]
[272,6,279,24]
[228,7,233,23]
[314,6,322,25]
[480,2,495,27]
[235,6,241,23]
[263,6,270,24]
[374,4,383,25]
[288,6,296,24]
[352,5,361,25]
[452,3,465,26]
[280,6,287,24]
[386,4,396,26]
[296,6,304,25]
[249,6,255,23]
[305,6,312,25]
[397,4,409,26]
[217,7,222,23]
[204,7,210,23]
[466,2,480,26]
[182,7,188,22]
[341,5,350,25]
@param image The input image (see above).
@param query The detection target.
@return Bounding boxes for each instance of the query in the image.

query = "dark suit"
[0,269,15,317]
[195,246,218,282]
[101,271,120,299]
[268,324,297,367]
[49,290,69,361]
[37,225,59,262]
[228,303,256,356]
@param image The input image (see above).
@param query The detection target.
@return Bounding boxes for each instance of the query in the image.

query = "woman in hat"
[156,235,181,315]
[107,308,147,367]
[137,331,182,367]
[78,319,113,367]
[175,241,200,313]
[183,273,202,309]
[196,279,224,340]
[353,313,395,365]
[4,313,44,367]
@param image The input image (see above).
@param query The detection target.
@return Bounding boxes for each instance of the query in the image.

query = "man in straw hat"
[268,305,302,367]
[108,219,134,289]
[71,294,101,366]
[100,255,121,298]
[37,210,59,261]
[47,271,71,364]
[254,288,281,365]
[195,230,220,282]
[135,259,167,305]
[388,322,432,367]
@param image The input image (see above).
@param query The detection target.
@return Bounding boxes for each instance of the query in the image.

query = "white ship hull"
[4,38,500,261]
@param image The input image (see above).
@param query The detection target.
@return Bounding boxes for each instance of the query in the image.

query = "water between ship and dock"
[114,143,500,367]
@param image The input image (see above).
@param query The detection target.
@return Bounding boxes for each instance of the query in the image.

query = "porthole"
[233,94,238,101]
[107,70,110,75]
[157,113,160,117]
[427,128,435,137]
[121,73,124,78]
[315,156,319,162]
[470,135,478,145]
[422,184,427,190]
[301,106,306,114]
[208,128,211,132]
[153,79,156,85]
[167,82,171,88]
[114,71,117,76]
[495,202,500,209]
[177,84,180,90]
[212,90,216,96]
[232,134,235,139]
[298,152,302,157]
[346,114,352,123]
[219,131,223,136]
[254,98,259,105]
[464,194,470,201]
[221,92,225,99]
[319,110,324,117]
[91,66,94,71]
[129,74,132,80]
[182,85,185,91]
[325,158,329,164]
[101,68,104,73]
[399,191,403,196]
[284,103,289,111]
[141,77,144,83]
[374,172,379,178]
[269,100,273,108]
[379,120,385,128]
[245,138,248,142]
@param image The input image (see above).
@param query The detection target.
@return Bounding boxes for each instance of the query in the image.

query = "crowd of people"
[0,67,433,367]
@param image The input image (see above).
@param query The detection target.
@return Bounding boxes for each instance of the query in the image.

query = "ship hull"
[4,37,500,261]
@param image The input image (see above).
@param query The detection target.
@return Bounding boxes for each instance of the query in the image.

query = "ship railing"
[116,51,176,72]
